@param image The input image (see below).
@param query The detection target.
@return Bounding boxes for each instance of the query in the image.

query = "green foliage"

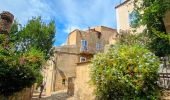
[16,17,55,59]
[91,45,160,100]
[0,40,44,96]
[117,32,151,47]
[134,0,170,57]
[90,1,170,99]
[0,17,55,96]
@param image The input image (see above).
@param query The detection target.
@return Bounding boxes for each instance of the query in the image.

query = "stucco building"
[44,26,117,97]
[115,0,170,33]
[74,1,170,99]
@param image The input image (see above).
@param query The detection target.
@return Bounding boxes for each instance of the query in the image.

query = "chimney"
[0,11,14,34]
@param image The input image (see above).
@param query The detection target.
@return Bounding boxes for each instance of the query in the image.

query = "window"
[80,40,87,51]
[96,43,100,50]
[80,57,86,62]
[62,79,66,85]
[128,11,138,28]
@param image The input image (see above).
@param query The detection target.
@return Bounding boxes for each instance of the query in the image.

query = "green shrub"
[0,46,44,96]
[0,17,54,96]
[91,45,160,100]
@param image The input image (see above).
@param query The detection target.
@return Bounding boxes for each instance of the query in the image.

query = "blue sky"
[0,0,121,46]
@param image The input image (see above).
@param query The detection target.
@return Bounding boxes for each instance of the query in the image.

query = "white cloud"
[0,0,119,28]
[49,0,118,28]
[0,0,54,25]
[0,0,120,45]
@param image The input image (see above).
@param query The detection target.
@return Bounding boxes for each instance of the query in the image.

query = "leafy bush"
[134,0,170,57]
[117,32,151,47]
[0,44,44,96]
[0,17,55,96]
[91,45,160,100]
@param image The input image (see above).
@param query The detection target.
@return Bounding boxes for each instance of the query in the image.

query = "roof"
[90,26,117,31]
[68,26,116,36]
[115,0,131,9]
[67,29,79,37]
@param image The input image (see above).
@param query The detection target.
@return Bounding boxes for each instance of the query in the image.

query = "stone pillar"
[45,59,55,96]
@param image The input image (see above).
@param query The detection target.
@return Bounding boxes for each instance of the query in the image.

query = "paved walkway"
[31,90,74,100]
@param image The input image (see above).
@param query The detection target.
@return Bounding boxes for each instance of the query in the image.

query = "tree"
[16,17,55,59]
[91,45,160,100]
[0,17,55,96]
[134,0,170,57]
[117,31,151,47]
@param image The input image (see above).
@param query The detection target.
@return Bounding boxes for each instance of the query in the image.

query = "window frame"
[96,43,100,50]
[80,39,88,51]
[62,79,66,85]
[128,10,138,28]
[80,57,86,62]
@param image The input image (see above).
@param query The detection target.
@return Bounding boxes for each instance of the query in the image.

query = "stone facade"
[74,62,95,100]
[0,88,32,100]
[43,26,117,97]
[115,0,133,33]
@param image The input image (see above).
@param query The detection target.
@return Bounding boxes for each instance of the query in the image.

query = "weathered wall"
[49,46,78,92]
[75,26,117,55]
[74,62,95,100]
[53,71,68,91]
[99,26,117,48]
[43,60,55,96]
[66,30,78,45]
[116,0,133,33]
[116,0,170,34]
[0,88,32,100]
[164,12,170,33]
[43,26,117,96]
[55,45,78,77]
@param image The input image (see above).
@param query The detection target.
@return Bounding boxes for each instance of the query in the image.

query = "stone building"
[44,26,117,97]
[43,1,170,99]
[115,0,170,33]
[115,0,135,33]
[74,1,170,99]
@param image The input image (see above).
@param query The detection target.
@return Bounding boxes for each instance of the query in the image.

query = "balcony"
[79,46,94,55]
[80,46,87,52]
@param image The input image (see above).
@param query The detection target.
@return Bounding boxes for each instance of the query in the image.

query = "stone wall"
[164,12,170,33]
[0,88,32,100]
[74,62,95,100]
